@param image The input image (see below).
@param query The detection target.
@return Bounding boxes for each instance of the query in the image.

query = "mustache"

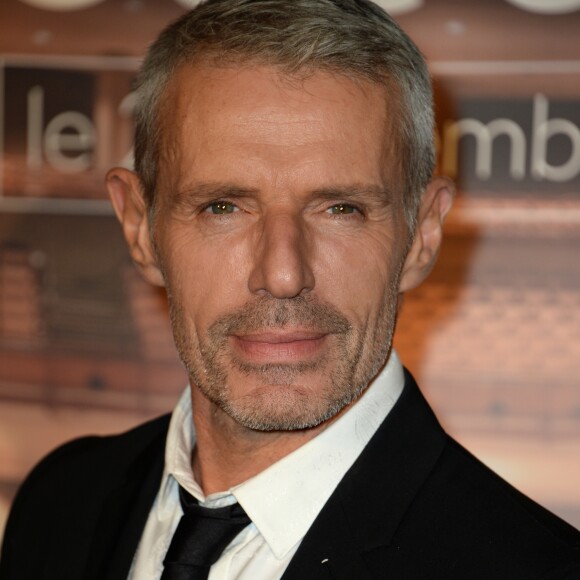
[208,296,352,338]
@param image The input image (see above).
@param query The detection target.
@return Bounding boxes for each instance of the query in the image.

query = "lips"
[231,330,328,362]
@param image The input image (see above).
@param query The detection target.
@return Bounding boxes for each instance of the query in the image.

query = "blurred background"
[1,0,579,540]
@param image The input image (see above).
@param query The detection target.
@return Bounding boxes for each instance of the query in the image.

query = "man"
[1,0,579,578]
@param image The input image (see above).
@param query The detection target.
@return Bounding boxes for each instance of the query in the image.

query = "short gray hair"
[134,0,435,228]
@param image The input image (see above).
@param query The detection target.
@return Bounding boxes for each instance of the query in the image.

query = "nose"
[248,210,315,299]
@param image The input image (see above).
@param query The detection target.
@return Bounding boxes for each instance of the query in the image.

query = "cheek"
[160,230,253,326]
[314,231,404,322]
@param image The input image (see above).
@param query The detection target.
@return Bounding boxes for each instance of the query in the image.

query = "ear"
[106,167,165,287]
[399,176,455,293]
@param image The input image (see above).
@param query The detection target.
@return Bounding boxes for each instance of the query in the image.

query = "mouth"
[231,330,328,363]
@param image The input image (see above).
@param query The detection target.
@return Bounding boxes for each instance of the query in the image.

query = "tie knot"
[161,485,251,580]
[179,486,249,523]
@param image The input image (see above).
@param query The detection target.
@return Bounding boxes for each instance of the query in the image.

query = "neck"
[189,387,345,495]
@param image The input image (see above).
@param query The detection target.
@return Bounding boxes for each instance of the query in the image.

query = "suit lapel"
[84,416,169,580]
[282,371,447,579]
[280,498,375,580]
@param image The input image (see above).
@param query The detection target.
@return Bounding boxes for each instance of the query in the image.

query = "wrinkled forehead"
[156,61,406,195]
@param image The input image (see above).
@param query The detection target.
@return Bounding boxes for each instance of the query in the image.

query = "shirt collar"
[164,350,405,559]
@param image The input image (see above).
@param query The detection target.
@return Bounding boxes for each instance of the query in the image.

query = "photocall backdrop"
[0,0,579,540]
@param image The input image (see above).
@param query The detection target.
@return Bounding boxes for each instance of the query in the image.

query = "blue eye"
[205,201,237,214]
[328,203,358,215]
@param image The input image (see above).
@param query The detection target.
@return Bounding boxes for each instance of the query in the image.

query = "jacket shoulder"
[12,413,170,498]
[383,435,580,579]
[0,414,171,580]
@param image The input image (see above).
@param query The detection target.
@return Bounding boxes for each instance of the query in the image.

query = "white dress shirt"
[129,350,405,580]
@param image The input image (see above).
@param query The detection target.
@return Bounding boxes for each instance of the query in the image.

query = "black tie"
[161,485,251,580]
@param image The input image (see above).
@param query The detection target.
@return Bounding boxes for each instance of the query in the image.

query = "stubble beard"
[168,284,400,432]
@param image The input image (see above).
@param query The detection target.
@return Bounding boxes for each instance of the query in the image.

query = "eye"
[204,201,238,215]
[327,203,359,215]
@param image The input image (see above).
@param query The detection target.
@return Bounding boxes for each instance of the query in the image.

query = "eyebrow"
[173,182,393,206]
[309,184,394,206]
[312,184,392,198]
[173,183,259,207]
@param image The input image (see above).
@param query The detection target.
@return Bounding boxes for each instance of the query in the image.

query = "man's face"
[152,64,411,431]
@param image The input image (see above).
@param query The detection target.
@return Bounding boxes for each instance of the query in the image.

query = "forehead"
[157,63,401,192]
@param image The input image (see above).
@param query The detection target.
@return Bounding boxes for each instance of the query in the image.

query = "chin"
[214,378,360,432]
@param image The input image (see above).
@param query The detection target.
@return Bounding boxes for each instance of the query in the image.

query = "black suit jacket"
[2,372,579,579]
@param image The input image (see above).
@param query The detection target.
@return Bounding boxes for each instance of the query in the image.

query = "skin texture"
[107,64,453,493]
